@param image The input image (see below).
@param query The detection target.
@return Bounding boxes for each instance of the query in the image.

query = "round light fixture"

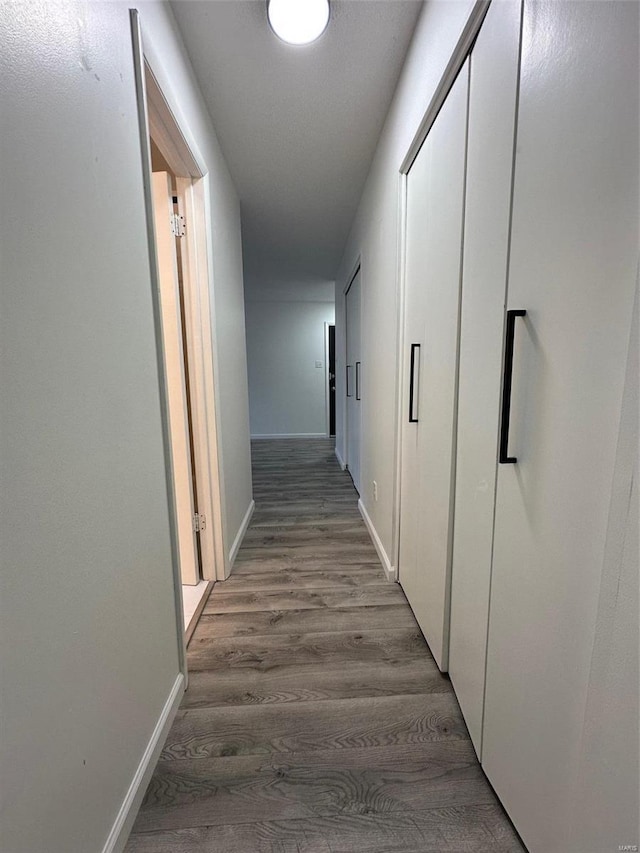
[267,0,330,45]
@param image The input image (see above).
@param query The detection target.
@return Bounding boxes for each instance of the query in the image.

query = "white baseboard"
[335,446,346,470]
[102,672,185,853]
[358,499,396,582]
[251,433,328,439]
[229,499,255,567]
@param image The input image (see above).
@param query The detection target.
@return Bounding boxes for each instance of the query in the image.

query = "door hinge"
[193,513,206,533]
[170,212,185,237]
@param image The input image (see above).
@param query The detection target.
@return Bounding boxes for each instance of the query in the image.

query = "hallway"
[126,439,523,852]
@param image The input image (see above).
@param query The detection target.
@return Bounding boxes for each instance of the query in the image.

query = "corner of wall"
[358,498,396,582]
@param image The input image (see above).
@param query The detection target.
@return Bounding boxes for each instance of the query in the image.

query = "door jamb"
[138,28,227,586]
[130,9,229,680]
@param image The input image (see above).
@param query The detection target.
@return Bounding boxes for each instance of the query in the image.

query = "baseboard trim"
[229,499,255,567]
[335,446,346,470]
[251,433,328,439]
[358,499,396,582]
[102,672,185,853]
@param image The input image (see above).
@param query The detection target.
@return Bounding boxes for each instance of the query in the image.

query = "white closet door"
[399,61,468,671]
[482,3,639,852]
[448,0,522,756]
[345,269,361,493]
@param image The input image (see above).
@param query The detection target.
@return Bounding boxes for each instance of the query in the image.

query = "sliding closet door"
[399,61,468,671]
[482,3,639,851]
[448,0,522,755]
[345,269,361,493]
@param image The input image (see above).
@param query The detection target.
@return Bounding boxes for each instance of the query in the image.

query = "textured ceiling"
[170,0,422,290]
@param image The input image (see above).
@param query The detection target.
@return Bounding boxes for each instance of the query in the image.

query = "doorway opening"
[327,323,336,437]
[132,22,228,654]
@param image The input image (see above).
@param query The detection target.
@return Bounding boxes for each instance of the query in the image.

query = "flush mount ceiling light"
[267,0,330,45]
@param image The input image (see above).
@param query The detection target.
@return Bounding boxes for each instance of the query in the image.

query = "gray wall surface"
[245,296,335,436]
[0,2,251,851]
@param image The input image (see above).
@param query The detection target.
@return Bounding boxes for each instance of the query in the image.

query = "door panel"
[448,0,522,756]
[482,3,639,851]
[399,62,469,671]
[151,172,199,586]
[328,325,336,437]
[345,270,362,493]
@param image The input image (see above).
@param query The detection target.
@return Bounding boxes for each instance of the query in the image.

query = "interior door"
[328,324,336,437]
[481,3,639,851]
[448,0,522,756]
[399,61,469,671]
[345,270,361,493]
[151,171,200,586]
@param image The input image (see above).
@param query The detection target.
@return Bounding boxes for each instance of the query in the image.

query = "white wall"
[0,3,251,852]
[245,287,335,437]
[335,0,477,567]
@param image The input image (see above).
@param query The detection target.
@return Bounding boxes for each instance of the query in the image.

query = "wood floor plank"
[125,803,524,853]
[187,628,426,671]
[203,584,405,614]
[132,741,495,832]
[241,522,373,544]
[180,658,449,709]
[125,438,524,852]
[161,693,467,760]
[194,604,416,638]
[218,568,388,590]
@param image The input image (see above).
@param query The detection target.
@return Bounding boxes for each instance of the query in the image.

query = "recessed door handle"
[355,362,361,401]
[409,343,420,423]
[346,365,352,397]
[499,310,526,463]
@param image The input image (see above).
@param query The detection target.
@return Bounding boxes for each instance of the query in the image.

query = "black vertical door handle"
[355,362,361,401]
[346,364,352,397]
[409,343,420,423]
[499,309,526,463]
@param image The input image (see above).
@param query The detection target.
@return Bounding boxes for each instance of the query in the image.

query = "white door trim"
[343,260,361,469]
[390,172,408,581]
[400,0,490,175]
[344,263,362,489]
[130,9,187,679]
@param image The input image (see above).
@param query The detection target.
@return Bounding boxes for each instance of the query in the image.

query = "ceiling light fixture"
[267,0,330,46]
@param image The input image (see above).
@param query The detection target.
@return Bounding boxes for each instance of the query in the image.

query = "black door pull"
[409,343,420,423]
[355,362,361,401]
[499,310,526,463]
[346,364,352,398]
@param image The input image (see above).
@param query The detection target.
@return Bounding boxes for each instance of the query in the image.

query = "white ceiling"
[170,0,422,291]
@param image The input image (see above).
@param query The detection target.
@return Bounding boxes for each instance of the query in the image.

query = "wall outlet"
[373,480,378,501]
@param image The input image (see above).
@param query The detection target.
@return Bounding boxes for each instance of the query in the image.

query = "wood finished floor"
[125,438,524,853]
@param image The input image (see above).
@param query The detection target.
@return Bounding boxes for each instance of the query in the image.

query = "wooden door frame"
[142,34,227,587]
[151,171,201,588]
[130,10,228,674]
[392,0,491,582]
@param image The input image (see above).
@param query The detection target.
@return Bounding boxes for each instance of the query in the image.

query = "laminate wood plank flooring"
[126,438,524,852]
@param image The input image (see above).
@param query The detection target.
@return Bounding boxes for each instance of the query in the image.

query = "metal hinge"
[170,212,185,237]
[193,513,206,533]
